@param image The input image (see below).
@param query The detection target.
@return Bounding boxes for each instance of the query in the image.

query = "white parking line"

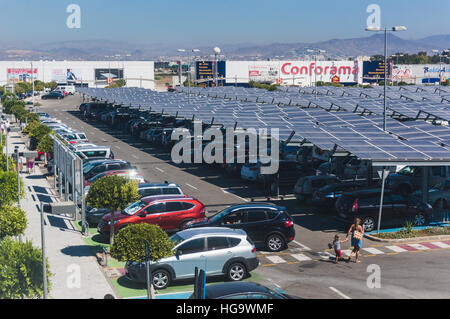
[220,188,249,202]
[114,145,121,149]
[292,240,311,251]
[266,255,286,264]
[155,167,164,173]
[318,251,333,259]
[362,247,385,255]
[385,245,408,253]
[329,287,351,299]
[131,155,139,159]
[430,241,450,249]
[291,254,312,262]
[185,183,198,190]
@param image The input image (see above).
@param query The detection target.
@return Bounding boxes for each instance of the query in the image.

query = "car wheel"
[227,262,247,282]
[413,212,427,227]
[152,269,170,289]
[362,216,375,232]
[265,233,285,252]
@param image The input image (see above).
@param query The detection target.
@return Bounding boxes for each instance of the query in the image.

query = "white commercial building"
[224,60,363,86]
[0,61,155,89]
[392,64,450,84]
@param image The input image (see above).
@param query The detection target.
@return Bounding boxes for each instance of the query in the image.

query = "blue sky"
[0,0,449,45]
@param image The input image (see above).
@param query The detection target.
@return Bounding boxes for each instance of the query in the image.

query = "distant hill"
[0,34,448,60]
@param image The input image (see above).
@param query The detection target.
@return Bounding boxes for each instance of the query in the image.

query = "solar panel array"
[77,85,450,163]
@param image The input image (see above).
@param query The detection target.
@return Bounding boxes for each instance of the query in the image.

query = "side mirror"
[176,250,182,257]
[138,211,147,218]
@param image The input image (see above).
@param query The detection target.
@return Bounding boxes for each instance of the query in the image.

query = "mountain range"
[0,34,449,61]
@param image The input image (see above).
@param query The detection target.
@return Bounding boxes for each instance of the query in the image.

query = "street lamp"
[213,47,221,87]
[177,48,200,104]
[366,25,407,131]
[306,49,326,98]
[391,53,404,85]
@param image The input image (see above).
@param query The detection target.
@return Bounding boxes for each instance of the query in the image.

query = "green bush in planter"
[0,205,27,239]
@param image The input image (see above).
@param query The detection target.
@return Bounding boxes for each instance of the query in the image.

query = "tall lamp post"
[213,47,221,87]
[177,49,200,104]
[306,49,326,99]
[392,53,404,85]
[365,26,407,132]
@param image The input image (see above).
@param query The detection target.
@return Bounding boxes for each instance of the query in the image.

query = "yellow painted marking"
[262,264,276,267]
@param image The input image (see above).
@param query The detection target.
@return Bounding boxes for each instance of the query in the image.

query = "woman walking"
[27,158,34,174]
[346,217,364,263]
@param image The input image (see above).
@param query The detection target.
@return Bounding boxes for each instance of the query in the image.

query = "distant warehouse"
[0,61,154,89]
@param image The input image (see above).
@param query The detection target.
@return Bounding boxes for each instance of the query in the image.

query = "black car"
[312,181,366,208]
[335,189,433,232]
[84,160,132,180]
[41,91,64,100]
[184,203,295,252]
[189,282,301,299]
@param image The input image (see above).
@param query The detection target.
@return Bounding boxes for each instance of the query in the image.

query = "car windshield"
[210,206,235,223]
[123,200,147,215]
[398,166,416,176]
[170,234,184,246]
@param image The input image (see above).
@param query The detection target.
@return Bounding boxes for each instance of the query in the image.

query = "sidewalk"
[7,128,116,299]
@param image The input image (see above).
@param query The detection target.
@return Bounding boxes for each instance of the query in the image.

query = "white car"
[240,162,262,181]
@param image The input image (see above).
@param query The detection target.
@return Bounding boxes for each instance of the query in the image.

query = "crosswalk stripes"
[385,245,408,253]
[407,243,430,250]
[362,247,385,255]
[265,255,287,264]
[341,249,352,257]
[291,254,312,261]
[429,241,450,249]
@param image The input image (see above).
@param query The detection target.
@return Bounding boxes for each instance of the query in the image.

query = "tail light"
[284,220,294,228]
[352,198,359,213]
[250,167,258,171]
[199,208,206,216]
[251,247,256,253]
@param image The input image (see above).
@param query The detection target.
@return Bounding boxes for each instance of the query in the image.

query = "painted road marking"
[318,251,333,259]
[185,183,198,190]
[220,188,250,202]
[385,245,408,253]
[397,244,419,252]
[407,243,430,251]
[265,256,286,264]
[362,247,385,255]
[341,249,352,257]
[155,167,164,173]
[131,154,139,159]
[291,254,312,261]
[429,241,450,249]
[292,241,311,251]
[329,287,351,299]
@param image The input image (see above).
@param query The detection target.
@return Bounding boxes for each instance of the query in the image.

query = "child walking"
[329,234,348,263]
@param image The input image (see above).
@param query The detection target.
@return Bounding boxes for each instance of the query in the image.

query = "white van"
[56,85,75,95]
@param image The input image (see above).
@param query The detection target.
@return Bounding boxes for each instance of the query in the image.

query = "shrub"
[0,205,27,239]
[0,170,24,206]
[111,224,175,262]
[0,238,52,299]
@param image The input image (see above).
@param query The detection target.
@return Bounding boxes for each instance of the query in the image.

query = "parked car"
[189,282,300,299]
[124,227,259,289]
[312,181,367,208]
[335,189,433,232]
[84,169,144,187]
[184,203,295,252]
[294,175,340,202]
[412,178,450,210]
[41,91,64,99]
[74,146,114,160]
[60,132,89,144]
[83,160,132,181]
[97,196,206,235]
[386,166,450,194]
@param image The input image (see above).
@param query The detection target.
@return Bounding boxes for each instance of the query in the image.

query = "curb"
[364,233,450,243]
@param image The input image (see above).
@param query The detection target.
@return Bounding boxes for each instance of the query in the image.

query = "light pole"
[366,26,407,132]
[177,48,200,104]
[306,49,326,99]
[31,62,35,112]
[392,53,403,85]
[213,47,221,87]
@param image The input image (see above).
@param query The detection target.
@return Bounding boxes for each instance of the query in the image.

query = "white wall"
[0,61,155,89]
[392,64,450,84]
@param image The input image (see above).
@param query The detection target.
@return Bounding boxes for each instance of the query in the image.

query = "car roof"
[75,146,110,150]
[142,195,190,204]
[204,282,275,299]
[176,227,246,240]
[227,203,280,211]
[138,182,180,188]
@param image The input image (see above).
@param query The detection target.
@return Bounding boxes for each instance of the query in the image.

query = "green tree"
[23,121,40,135]
[44,81,58,89]
[86,175,140,246]
[37,134,53,164]
[0,205,27,239]
[0,238,52,299]
[0,171,24,206]
[111,224,174,262]
[0,153,14,172]
[29,124,52,143]
[34,80,45,92]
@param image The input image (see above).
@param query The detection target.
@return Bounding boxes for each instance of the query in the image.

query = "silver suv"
[125,227,259,289]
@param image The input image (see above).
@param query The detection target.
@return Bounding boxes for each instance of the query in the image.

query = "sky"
[0,0,449,46]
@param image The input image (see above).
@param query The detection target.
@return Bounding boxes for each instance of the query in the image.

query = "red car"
[97,196,206,234]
